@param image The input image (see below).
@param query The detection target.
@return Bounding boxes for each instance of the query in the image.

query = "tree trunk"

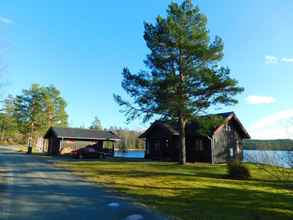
[1,129,5,142]
[178,115,186,164]
[0,122,6,142]
[178,48,186,164]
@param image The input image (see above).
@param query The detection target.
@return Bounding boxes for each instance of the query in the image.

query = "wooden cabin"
[44,127,120,155]
[139,112,250,163]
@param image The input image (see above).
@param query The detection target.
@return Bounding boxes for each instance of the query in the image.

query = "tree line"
[0,84,68,145]
[0,84,144,150]
[89,117,144,150]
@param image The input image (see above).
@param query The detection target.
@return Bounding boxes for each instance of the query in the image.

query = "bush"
[227,160,251,180]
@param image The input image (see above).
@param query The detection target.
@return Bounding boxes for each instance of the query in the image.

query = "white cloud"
[281,57,293,63]
[265,55,278,64]
[246,96,275,105]
[265,55,293,64]
[0,16,13,24]
[249,109,293,139]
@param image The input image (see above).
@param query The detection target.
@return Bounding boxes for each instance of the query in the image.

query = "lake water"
[243,150,292,168]
[114,151,145,159]
[114,150,292,168]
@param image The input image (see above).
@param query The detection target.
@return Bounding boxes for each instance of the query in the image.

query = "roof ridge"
[52,127,105,132]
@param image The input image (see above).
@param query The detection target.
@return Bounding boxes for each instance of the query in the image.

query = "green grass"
[57,159,293,220]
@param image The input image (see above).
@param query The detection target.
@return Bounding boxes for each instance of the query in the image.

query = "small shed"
[44,127,120,155]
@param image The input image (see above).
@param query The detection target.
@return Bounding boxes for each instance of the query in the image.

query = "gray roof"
[44,127,120,141]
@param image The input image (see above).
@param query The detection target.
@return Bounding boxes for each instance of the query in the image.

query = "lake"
[115,150,292,168]
[243,150,292,168]
[114,150,145,159]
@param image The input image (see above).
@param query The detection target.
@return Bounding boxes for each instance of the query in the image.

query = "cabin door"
[150,138,169,160]
[150,139,161,159]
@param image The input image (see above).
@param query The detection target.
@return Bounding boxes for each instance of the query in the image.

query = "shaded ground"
[0,146,166,220]
[58,158,293,220]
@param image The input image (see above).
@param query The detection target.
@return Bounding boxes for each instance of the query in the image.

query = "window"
[229,148,234,157]
[236,140,240,154]
[165,139,169,148]
[154,143,160,151]
[199,140,204,151]
[225,124,232,132]
[195,140,204,151]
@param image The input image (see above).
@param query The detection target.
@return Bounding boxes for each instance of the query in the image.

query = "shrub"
[227,160,251,180]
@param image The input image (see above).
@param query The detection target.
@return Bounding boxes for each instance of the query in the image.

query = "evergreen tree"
[14,84,44,141]
[89,116,103,131]
[114,0,243,164]
[0,95,18,142]
[41,85,68,128]
[14,84,68,144]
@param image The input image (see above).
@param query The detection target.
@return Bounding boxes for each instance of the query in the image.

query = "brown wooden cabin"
[44,127,120,155]
[139,112,250,163]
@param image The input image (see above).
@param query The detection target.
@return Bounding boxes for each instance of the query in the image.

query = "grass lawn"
[57,158,293,220]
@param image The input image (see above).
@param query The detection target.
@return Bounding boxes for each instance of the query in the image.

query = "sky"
[1,0,293,139]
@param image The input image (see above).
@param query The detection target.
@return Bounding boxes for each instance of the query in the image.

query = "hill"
[243,139,293,151]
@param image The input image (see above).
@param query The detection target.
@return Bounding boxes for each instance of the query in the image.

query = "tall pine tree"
[14,84,68,144]
[114,0,243,164]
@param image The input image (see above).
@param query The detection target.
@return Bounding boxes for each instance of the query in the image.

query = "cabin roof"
[44,127,120,141]
[139,112,250,139]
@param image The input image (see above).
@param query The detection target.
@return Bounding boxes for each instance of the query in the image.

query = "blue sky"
[1,0,293,139]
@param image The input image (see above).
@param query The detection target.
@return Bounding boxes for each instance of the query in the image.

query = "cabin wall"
[48,135,60,155]
[213,120,243,163]
[144,126,179,161]
[186,136,211,163]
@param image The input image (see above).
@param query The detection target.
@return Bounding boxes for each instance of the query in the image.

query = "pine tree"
[14,84,68,144]
[89,116,103,131]
[0,95,18,142]
[114,0,244,164]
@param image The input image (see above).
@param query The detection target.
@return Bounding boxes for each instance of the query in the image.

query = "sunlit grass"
[58,159,293,220]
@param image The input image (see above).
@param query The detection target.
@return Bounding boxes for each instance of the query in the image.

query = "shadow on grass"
[113,183,293,220]
[57,156,293,189]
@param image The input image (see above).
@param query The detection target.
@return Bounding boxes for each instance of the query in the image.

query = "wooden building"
[139,112,250,163]
[44,127,120,155]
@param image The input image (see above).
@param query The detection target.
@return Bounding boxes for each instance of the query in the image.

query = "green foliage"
[0,95,19,143]
[41,85,68,128]
[227,160,251,180]
[12,84,68,144]
[89,116,103,131]
[191,115,225,136]
[106,126,144,150]
[114,0,243,123]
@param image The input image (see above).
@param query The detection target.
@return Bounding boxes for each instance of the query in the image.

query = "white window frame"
[229,147,234,157]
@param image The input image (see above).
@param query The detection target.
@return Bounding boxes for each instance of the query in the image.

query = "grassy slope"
[58,159,293,220]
